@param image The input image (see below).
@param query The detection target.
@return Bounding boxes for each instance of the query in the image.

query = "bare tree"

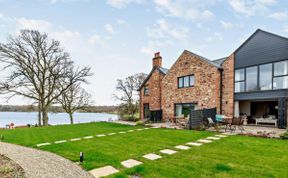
[114,73,147,120]
[58,83,91,124]
[0,29,92,126]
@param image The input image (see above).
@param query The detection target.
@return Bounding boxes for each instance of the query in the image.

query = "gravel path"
[0,142,94,178]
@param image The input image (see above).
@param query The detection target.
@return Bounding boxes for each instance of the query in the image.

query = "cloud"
[220,20,235,29]
[104,24,115,34]
[228,0,276,16]
[15,18,53,32]
[146,19,189,41]
[269,12,288,21]
[206,32,223,42]
[106,0,142,8]
[283,26,288,33]
[154,0,215,21]
[141,19,189,56]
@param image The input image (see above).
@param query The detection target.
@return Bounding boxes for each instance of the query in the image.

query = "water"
[0,112,119,128]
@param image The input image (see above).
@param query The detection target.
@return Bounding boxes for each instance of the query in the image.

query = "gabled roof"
[184,50,224,68]
[234,29,288,53]
[212,57,228,67]
[138,66,169,91]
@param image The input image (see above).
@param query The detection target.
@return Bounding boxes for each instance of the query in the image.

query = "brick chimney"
[152,52,162,68]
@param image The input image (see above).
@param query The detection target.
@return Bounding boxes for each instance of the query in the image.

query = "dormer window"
[178,75,194,88]
[144,86,149,95]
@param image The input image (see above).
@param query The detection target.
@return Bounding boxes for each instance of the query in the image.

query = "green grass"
[1,122,287,178]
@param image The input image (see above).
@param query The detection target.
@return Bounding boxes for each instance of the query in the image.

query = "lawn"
[0,122,287,178]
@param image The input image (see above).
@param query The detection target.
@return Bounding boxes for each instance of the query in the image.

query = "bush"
[136,121,145,126]
[280,132,288,139]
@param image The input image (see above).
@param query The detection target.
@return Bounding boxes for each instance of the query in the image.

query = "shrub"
[280,132,288,139]
[136,121,145,126]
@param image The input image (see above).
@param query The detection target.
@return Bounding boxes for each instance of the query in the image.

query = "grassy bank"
[0,122,287,177]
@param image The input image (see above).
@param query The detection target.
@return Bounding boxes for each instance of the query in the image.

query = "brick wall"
[161,51,221,121]
[221,54,234,117]
[140,68,164,119]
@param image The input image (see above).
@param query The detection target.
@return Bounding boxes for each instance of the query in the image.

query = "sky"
[0,0,287,105]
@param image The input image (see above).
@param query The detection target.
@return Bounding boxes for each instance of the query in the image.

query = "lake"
[0,112,119,128]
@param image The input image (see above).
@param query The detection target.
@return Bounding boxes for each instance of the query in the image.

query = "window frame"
[178,75,195,88]
[234,68,246,93]
[174,103,197,117]
[234,59,288,93]
[143,86,149,95]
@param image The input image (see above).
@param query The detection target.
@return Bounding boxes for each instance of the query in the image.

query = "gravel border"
[0,142,93,178]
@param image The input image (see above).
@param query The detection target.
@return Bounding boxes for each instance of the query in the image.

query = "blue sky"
[0,0,288,105]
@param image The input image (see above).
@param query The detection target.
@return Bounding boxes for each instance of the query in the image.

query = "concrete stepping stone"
[198,139,212,143]
[96,134,106,137]
[70,138,81,141]
[186,142,202,146]
[207,137,221,140]
[137,129,144,131]
[36,143,51,147]
[143,153,162,160]
[127,130,134,132]
[108,133,116,136]
[215,135,227,138]
[121,159,142,168]
[175,145,190,150]
[83,136,94,139]
[160,149,177,155]
[119,131,126,134]
[89,166,119,178]
[55,140,67,144]
[143,128,150,130]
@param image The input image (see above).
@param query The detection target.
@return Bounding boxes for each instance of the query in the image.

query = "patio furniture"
[230,117,245,133]
[215,115,224,123]
[206,117,216,128]
[255,118,277,127]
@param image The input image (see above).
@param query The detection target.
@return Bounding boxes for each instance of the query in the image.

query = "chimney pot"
[152,52,162,68]
[155,52,160,57]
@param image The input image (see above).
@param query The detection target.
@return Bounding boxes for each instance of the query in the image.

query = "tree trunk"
[38,102,42,126]
[69,112,74,124]
[42,107,49,126]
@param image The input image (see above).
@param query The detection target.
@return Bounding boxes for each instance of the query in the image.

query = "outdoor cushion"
[216,115,223,122]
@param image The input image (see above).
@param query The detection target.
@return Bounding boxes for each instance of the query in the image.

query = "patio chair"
[206,117,216,128]
[230,117,245,133]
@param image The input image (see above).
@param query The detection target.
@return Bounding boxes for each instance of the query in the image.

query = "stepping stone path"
[137,129,144,131]
[108,133,116,135]
[121,159,142,168]
[144,128,150,130]
[89,166,119,178]
[143,153,162,160]
[186,142,202,146]
[198,139,212,143]
[119,132,126,134]
[127,130,134,132]
[175,145,190,150]
[207,137,221,140]
[215,135,227,138]
[96,134,106,137]
[160,149,177,155]
[37,143,51,147]
[55,140,67,144]
[70,138,81,141]
[83,136,94,139]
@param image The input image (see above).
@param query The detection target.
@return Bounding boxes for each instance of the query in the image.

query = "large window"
[235,69,245,93]
[175,103,197,117]
[234,60,288,93]
[273,61,288,89]
[178,75,194,88]
[246,66,258,92]
[259,64,272,90]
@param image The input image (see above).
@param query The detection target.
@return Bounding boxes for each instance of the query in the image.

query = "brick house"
[139,29,288,128]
